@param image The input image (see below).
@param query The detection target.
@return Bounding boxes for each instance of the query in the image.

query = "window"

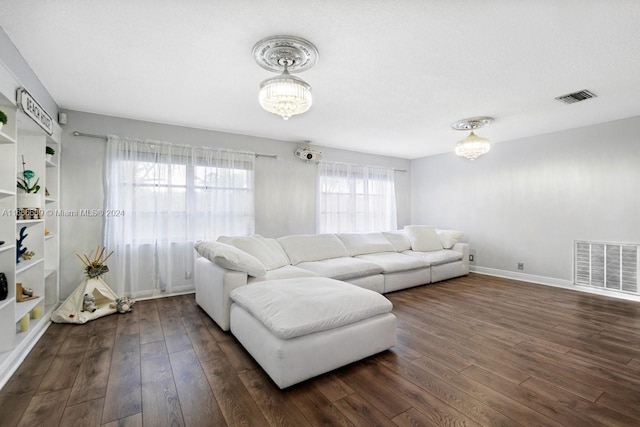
[104,136,255,297]
[318,162,397,233]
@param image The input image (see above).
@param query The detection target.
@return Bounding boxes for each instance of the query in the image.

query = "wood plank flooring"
[2,273,640,426]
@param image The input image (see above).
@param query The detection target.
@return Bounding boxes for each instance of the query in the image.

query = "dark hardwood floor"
[2,273,640,426]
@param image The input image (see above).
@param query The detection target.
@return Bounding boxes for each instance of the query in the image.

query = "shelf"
[0,130,16,145]
[0,189,15,198]
[16,258,44,274]
[0,60,60,392]
[14,296,41,322]
[16,219,43,226]
[0,297,14,311]
[0,244,15,254]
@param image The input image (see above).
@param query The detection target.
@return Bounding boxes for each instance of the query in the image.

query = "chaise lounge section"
[229,277,397,388]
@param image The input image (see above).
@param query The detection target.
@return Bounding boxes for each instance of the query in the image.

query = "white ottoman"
[229,277,397,389]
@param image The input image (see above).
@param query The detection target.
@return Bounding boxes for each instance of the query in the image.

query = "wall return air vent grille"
[575,241,639,295]
[555,89,597,104]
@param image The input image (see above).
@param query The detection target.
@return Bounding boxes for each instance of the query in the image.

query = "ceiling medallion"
[451,116,494,160]
[253,35,319,120]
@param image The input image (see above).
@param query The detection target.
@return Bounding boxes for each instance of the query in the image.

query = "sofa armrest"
[452,242,469,274]
[195,255,248,331]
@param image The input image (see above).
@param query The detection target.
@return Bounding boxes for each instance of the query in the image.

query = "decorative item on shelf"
[0,272,8,301]
[76,245,113,278]
[45,146,55,162]
[16,283,38,302]
[253,35,318,120]
[19,314,29,332]
[45,228,50,236]
[0,109,7,132]
[451,116,494,160]
[32,305,42,319]
[16,226,28,264]
[16,155,43,219]
[21,250,35,262]
[45,187,50,197]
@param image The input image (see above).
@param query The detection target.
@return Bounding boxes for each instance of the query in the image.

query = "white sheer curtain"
[317,161,397,233]
[104,136,255,297]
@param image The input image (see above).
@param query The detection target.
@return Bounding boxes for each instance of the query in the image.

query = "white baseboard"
[134,289,195,301]
[470,266,640,303]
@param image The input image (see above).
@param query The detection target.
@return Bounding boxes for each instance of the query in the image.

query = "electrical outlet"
[469,255,474,262]
[517,263,524,271]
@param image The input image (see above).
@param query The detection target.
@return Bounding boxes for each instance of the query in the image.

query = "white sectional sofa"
[194,226,469,331]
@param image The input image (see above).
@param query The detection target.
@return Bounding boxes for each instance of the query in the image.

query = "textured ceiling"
[1,1,640,159]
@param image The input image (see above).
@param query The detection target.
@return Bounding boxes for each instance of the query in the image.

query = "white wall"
[59,110,411,298]
[0,27,58,118]
[411,115,640,282]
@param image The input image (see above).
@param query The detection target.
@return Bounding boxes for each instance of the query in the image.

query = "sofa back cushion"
[217,235,290,271]
[404,225,444,252]
[278,234,349,265]
[194,240,267,277]
[436,229,464,249]
[382,230,412,252]
[337,233,396,256]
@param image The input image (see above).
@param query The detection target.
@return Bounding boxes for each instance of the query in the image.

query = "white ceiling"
[1,1,640,159]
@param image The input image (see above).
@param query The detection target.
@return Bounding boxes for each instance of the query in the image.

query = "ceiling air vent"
[555,89,597,104]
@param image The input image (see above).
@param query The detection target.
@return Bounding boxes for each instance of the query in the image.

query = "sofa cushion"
[337,233,396,256]
[230,277,393,339]
[297,257,384,281]
[265,265,320,280]
[194,240,267,277]
[278,234,349,265]
[356,252,428,273]
[382,231,412,252]
[402,249,463,266]
[404,225,444,252]
[437,229,464,249]
[218,235,290,271]
[248,265,319,283]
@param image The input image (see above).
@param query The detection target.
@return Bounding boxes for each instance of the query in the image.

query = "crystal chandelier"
[451,116,494,160]
[259,63,311,120]
[253,35,318,120]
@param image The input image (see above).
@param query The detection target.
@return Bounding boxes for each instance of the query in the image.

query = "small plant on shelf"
[0,109,7,127]
[16,156,43,219]
[45,146,55,161]
[17,156,40,194]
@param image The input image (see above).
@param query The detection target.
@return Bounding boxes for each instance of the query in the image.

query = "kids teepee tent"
[51,276,119,324]
[52,246,122,324]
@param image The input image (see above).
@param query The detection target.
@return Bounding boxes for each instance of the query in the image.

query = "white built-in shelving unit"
[0,62,61,388]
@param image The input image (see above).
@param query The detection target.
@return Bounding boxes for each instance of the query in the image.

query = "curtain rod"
[318,159,407,173]
[72,131,278,159]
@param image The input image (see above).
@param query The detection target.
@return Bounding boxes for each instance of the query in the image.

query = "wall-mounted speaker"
[58,112,68,125]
